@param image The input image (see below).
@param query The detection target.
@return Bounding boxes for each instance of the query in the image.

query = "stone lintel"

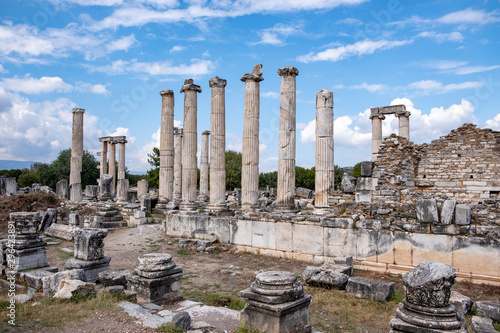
[277,66,299,77]
[159,89,174,96]
[180,78,202,93]
[72,108,85,113]
[370,104,406,118]
[99,136,112,142]
[209,76,227,88]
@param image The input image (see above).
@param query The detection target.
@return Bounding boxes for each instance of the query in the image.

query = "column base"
[207,203,228,212]
[179,202,199,211]
[312,208,330,215]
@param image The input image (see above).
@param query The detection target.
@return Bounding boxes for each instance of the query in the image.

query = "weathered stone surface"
[441,200,457,225]
[64,257,111,282]
[45,223,79,241]
[97,269,131,287]
[53,279,96,299]
[455,204,472,226]
[198,131,210,202]
[13,287,36,304]
[69,108,84,202]
[23,269,56,289]
[470,315,497,333]
[42,269,86,296]
[450,291,473,314]
[416,199,439,223]
[475,301,500,322]
[360,161,373,177]
[315,89,334,209]
[301,265,348,289]
[346,276,394,302]
[296,187,313,199]
[56,179,68,199]
[39,208,58,231]
[99,174,114,201]
[73,228,108,261]
[119,301,191,330]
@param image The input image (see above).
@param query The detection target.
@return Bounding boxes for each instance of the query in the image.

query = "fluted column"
[241,65,264,211]
[315,89,334,209]
[173,128,183,203]
[370,109,385,161]
[208,76,228,211]
[99,138,108,177]
[198,131,210,202]
[397,110,411,140]
[276,66,299,211]
[180,79,202,211]
[116,137,128,202]
[69,108,84,202]
[108,142,116,193]
[159,89,175,202]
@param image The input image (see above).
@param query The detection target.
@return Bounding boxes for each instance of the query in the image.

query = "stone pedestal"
[241,65,264,211]
[314,89,334,210]
[240,271,312,333]
[9,212,49,271]
[390,261,467,333]
[99,174,114,201]
[276,66,299,211]
[137,179,149,199]
[126,253,184,304]
[84,185,98,201]
[159,90,175,203]
[70,108,84,202]
[64,228,110,282]
[117,179,129,203]
[198,130,210,202]
[180,79,202,211]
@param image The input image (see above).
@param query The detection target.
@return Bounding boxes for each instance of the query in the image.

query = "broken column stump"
[390,261,468,333]
[9,212,49,271]
[240,271,312,333]
[126,253,183,304]
[64,228,111,282]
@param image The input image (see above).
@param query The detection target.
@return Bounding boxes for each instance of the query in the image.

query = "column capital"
[72,108,85,114]
[180,79,202,93]
[369,107,386,120]
[160,89,174,96]
[241,64,264,82]
[202,130,210,136]
[174,127,183,136]
[395,110,411,117]
[209,76,227,88]
[277,66,299,77]
[316,89,333,108]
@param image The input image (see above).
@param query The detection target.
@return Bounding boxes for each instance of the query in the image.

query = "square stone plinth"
[12,245,49,271]
[64,257,111,282]
[126,271,183,305]
[240,295,312,333]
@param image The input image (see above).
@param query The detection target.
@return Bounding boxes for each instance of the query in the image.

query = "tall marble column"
[69,108,85,202]
[208,76,228,211]
[159,90,175,203]
[198,131,210,202]
[370,109,385,161]
[397,110,411,140]
[276,66,299,211]
[241,65,263,210]
[108,142,116,193]
[315,89,334,210]
[116,137,128,202]
[173,128,183,203]
[99,137,108,177]
[180,79,202,211]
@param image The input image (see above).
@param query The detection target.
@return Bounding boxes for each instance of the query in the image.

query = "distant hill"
[0,160,37,170]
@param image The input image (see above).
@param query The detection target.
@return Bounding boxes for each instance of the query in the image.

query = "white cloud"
[91,58,216,76]
[437,8,500,25]
[419,60,469,70]
[407,79,484,95]
[0,64,7,73]
[350,82,388,93]
[261,91,279,99]
[252,23,303,46]
[1,75,73,94]
[484,114,500,130]
[74,82,110,95]
[417,31,464,43]
[259,143,267,152]
[106,34,137,52]
[337,18,363,25]
[170,45,186,53]
[297,39,412,63]
[300,119,316,144]
[452,65,500,75]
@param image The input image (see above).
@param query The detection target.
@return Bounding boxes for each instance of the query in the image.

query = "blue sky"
[0,0,499,173]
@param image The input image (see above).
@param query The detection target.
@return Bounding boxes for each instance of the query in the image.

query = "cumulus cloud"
[484,114,500,130]
[0,75,109,95]
[106,34,137,52]
[297,39,412,63]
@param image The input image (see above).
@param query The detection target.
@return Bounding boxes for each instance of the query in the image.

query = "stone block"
[97,269,131,287]
[232,219,252,246]
[69,213,79,226]
[73,228,108,261]
[23,269,55,290]
[377,230,394,264]
[64,257,111,282]
[356,229,377,261]
[412,234,452,265]
[415,199,439,223]
[346,276,394,302]
[301,265,349,289]
[355,190,372,203]
[56,179,68,199]
[275,222,292,252]
[355,177,372,191]
[53,279,96,299]
[324,228,356,258]
[293,224,323,255]
[42,269,86,296]
[360,161,373,177]
[340,173,356,193]
[252,221,276,250]
[45,223,78,241]
[475,301,500,322]
[450,291,473,315]
[440,200,456,225]
[455,204,471,225]
[470,316,497,333]
[452,236,500,277]
[296,187,313,199]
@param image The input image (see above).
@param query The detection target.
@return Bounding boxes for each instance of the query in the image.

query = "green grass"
[55,248,74,261]
[184,291,246,311]
[156,323,183,332]
[235,322,262,333]
[177,248,193,256]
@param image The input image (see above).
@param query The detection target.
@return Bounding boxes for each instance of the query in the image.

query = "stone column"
[397,110,411,140]
[370,108,385,161]
[70,108,84,202]
[108,142,117,193]
[198,130,210,202]
[241,64,264,210]
[180,79,202,211]
[173,128,183,203]
[116,137,128,202]
[99,137,108,177]
[159,90,175,203]
[315,89,334,210]
[276,66,299,211]
[208,76,228,211]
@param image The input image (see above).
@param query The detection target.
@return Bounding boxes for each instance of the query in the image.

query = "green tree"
[225,150,242,190]
[334,165,344,190]
[0,169,23,180]
[146,147,160,188]
[259,171,277,189]
[37,148,99,190]
[295,166,315,189]
[351,162,361,178]
[18,170,41,187]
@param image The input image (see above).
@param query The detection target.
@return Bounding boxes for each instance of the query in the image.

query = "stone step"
[102,216,124,222]
[95,210,119,217]
[99,221,128,229]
